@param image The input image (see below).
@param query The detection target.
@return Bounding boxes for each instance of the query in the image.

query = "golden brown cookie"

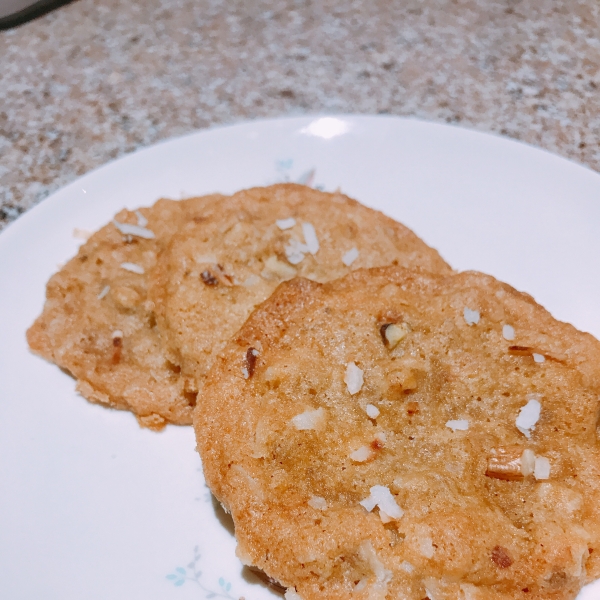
[150,184,452,392]
[27,194,223,430]
[196,267,600,600]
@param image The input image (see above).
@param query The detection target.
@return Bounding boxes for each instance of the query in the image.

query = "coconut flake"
[135,210,148,227]
[516,397,541,438]
[111,329,123,339]
[350,446,373,462]
[243,274,261,287]
[503,324,515,340]
[120,262,145,274]
[284,589,303,600]
[446,419,469,431]
[291,407,325,431]
[358,540,393,585]
[284,239,309,264]
[302,222,319,254]
[73,227,92,240]
[308,496,327,510]
[345,362,364,395]
[195,254,219,265]
[359,493,378,513]
[342,247,359,266]
[419,536,435,559]
[97,285,110,299]
[261,255,297,279]
[533,353,546,363]
[360,485,404,520]
[521,449,536,476]
[113,220,155,239]
[534,456,551,480]
[374,431,387,444]
[464,307,480,326]
[378,509,395,524]
[366,404,380,419]
[276,217,296,230]
[400,561,415,574]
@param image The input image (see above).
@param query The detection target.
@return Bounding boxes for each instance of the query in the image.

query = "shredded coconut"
[111,329,123,339]
[120,262,145,274]
[97,285,110,299]
[73,228,92,240]
[302,222,319,254]
[308,496,328,510]
[374,431,387,444]
[360,485,404,520]
[135,210,148,227]
[366,404,380,419]
[291,407,325,431]
[276,217,296,230]
[419,536,435,559]
[534,456,551,480]
[400,561,415,574]
[284,238,309,264]
[113,220,155,239]
[195,255,219,265]
[230,464,265,500]
[533,353,546,363]
[263,367,277,381]
[503,324,515,340]
[521,449,536,476]
[460,583,479,600]
[342,247,359,266]
[284,588,303,600]
[345,362,364,395]
[243,274,261,287]
[446,419,469,431]
[350,446,373,462]
[358,540,393,586]
[241,366,249,379]
[261,255,297,279]
[463,307,480,326]
[516,397,541,438]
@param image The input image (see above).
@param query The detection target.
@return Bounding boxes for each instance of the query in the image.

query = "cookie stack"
[28,184,600,600]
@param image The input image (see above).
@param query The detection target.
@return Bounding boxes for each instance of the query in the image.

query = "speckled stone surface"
[1,0,600,230]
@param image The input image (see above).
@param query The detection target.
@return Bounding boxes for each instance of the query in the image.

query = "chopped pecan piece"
[508,345,534,356]
[111,331,123,364]
[485,446,525,481]
[380,322,410,349]
[201,270,219,285]
[388,369,418,394]
[406,401,419,415]
[491,545,513,568]
[201,264,234,286]
[244,347,259,378]
[508,345,550,362]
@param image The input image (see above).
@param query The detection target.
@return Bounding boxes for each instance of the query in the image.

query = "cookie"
[27,194,223,430]
[149,184,452,391]
[196,267,600,600]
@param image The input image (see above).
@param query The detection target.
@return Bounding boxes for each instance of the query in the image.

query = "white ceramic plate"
[1,115,600,600]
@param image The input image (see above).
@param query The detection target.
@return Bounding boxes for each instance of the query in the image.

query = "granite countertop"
[1,0,599,230]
